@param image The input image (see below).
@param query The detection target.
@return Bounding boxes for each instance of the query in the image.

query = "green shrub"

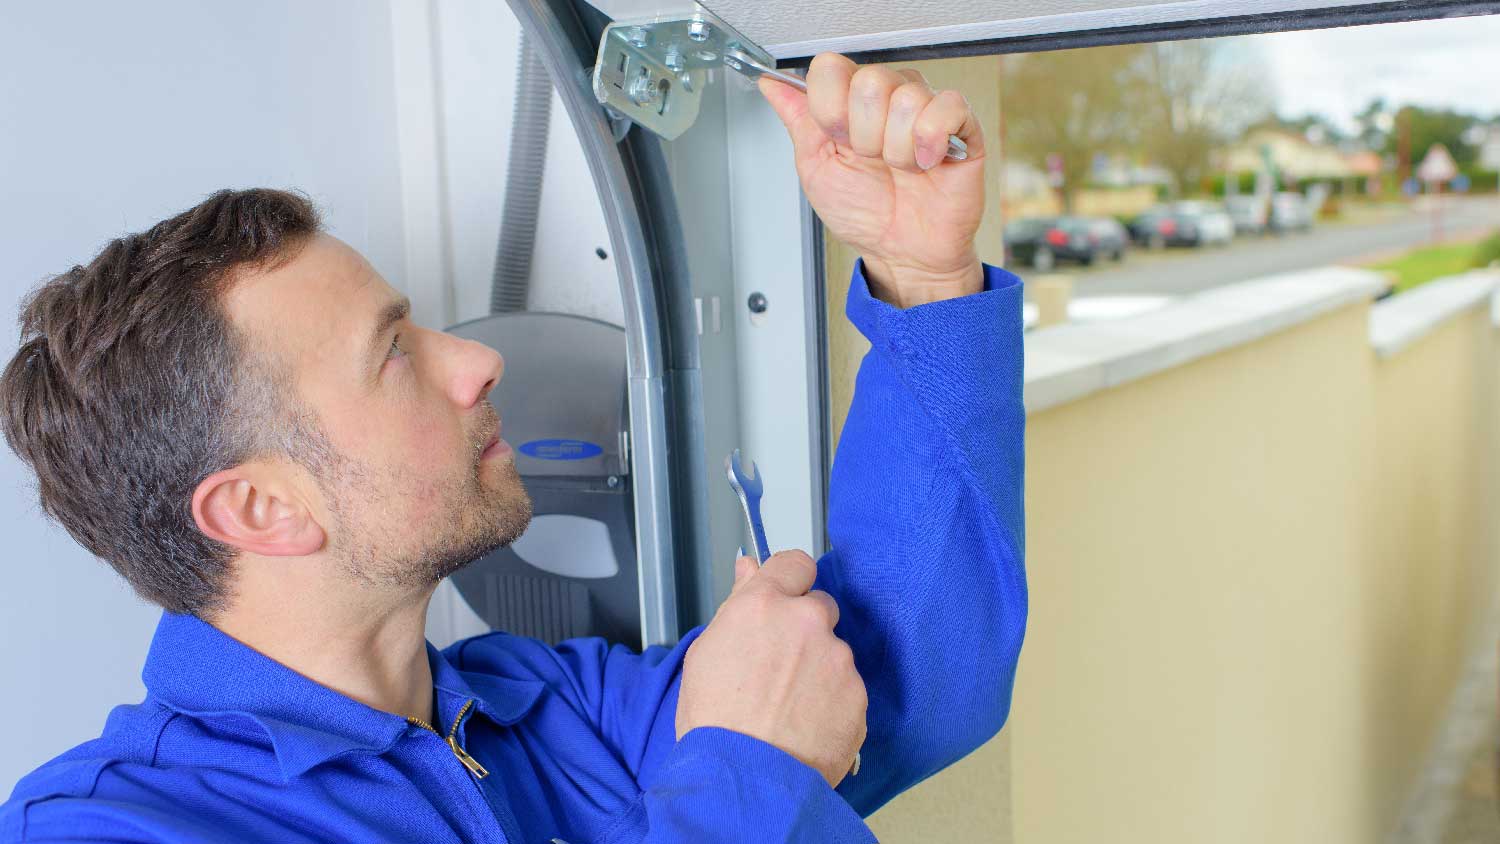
[1473,230,1500,269]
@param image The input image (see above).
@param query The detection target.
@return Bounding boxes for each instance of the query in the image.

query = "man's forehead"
[224,234,397,356]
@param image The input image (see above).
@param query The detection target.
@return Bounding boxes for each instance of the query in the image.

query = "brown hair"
[0,188,321,615]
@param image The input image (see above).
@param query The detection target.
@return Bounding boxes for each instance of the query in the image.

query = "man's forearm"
[817,259,1027,817]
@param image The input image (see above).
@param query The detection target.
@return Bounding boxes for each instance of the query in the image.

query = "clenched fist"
[676,550,867,787]
[759,52,987,307]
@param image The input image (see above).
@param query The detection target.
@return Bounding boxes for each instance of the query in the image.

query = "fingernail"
[916,147,938,171]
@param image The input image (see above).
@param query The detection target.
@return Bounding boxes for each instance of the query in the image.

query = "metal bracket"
[590,2,774,141]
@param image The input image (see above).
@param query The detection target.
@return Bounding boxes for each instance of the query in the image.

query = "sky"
[1247,14,1500,133]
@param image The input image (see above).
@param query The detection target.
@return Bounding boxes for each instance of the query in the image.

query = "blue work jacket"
[2,261,1027,843]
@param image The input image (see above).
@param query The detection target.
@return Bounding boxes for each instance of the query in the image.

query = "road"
[1038,196,1500,299]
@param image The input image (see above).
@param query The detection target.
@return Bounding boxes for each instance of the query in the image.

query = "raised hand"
[759,52,986,307]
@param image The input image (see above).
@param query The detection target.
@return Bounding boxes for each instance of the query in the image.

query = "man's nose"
[446,334,504,408]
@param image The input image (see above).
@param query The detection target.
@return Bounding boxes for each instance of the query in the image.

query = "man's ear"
[191,465,326,557]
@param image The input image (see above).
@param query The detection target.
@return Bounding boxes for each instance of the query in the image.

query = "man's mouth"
[480,426,511,460]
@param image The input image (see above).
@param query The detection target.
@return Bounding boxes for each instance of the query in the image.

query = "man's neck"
[211,565,437,726]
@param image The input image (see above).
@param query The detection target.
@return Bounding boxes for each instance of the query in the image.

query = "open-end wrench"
[724,447,860,778]
[724,448,861,777]
[725,448,771,565]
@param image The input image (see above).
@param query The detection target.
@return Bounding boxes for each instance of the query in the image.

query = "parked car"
[1085,217,1129,261]
[1004,217,1104,270]
[1224,195,1269,236]
[1269,191,1314,233]
[1129,202,1235,249]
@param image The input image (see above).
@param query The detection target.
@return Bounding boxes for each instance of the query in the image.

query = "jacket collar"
[142,612,543,781]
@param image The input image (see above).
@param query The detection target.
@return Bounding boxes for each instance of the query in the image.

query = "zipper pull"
[447,735,490,779]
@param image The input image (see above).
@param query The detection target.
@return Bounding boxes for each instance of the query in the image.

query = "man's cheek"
[400,411,470,473]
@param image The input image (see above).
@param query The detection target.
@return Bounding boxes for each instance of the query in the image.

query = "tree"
[1000,45,1146,211]
[1388,105,1482,169]
[1129,41,1272,196]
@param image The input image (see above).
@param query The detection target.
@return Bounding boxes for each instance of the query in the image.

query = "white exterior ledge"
[1369,271,1500,359]
[1023,266,1387,414]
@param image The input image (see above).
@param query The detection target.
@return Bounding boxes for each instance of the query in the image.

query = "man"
[0,53,1025,843]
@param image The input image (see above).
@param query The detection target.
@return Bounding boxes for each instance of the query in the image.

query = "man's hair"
[1,188,322,616]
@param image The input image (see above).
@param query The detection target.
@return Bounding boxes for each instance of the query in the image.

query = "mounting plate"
[591,2,775,141]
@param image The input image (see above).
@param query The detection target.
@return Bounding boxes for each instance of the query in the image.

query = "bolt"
[606,475,620,489]
[664,49,684,72]
[628,72,659,107]
[747,292,768,314]
[626,27,649,48]
[688,19,711,42]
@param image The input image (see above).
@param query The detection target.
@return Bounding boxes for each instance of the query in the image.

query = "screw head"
[688,19,711,41]
[606,475,620,488]
[747,292,768,314]
[626,27,649,48]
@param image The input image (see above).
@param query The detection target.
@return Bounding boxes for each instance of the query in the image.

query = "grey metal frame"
[772,0,1500,64]
[505,0,713,647]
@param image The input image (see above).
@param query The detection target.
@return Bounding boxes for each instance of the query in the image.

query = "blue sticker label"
[518,438,604,461]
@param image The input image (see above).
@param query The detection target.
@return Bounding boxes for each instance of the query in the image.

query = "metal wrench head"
[725,448,763,500]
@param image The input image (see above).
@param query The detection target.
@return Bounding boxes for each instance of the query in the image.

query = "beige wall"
[1366,307,1500,818]
[1015,303,1385,842]
[824,290,1499,842]
[823,52,1499,844]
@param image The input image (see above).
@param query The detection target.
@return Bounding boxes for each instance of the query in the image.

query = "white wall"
[430,0,619,327]
[0,0,628,786]
[0,1,409,790]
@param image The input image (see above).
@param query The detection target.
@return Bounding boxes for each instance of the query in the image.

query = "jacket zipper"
[408,698,490,779]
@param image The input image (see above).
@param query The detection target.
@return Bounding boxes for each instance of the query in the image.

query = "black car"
[1004,217,1105,271]
[1085,217,1129,261]
[1129,203,1236,249]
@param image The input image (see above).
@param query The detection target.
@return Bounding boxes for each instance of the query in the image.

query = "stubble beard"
[317,443,533,591]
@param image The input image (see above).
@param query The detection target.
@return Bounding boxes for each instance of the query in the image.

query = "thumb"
[757,77,826,161]
[730,555,758,594]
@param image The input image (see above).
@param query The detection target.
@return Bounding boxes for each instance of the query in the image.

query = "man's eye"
[387,335,406,360]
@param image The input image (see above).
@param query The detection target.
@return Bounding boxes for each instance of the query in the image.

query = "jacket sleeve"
[457,630,878,843]
[822,260,1028,818]
[451,260,1025,840]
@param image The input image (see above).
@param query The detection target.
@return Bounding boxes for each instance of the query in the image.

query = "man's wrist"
[861,254,984,309]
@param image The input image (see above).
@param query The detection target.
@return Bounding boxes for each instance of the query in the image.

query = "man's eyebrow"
[368,296,412,364]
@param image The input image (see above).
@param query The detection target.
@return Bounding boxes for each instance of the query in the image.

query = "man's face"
[225,234,531,590]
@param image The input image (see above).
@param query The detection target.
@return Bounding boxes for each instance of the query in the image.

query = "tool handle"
[748,510,771,565]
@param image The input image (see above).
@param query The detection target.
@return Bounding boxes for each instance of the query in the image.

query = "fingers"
[730,555,758,595]
[882,81,935,172]
[795,52,983,170]
[804,589,841,629]
[806,53,856,144]
[756,77,825,162]
[916,89,984,167]
[846,65,906,158]
[755,549,818,597]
